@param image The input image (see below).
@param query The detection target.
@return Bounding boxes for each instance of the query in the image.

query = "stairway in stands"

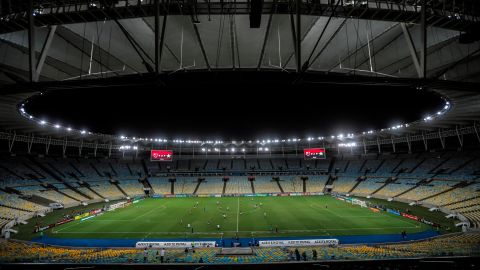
[442,195,480,208]
[394,178,432,198]
[0,204,33,213]
[222,180,227,195]
[193,180,202,195]
[420,181,473,202]
[275,179,284,193]
[347,177,365,194]
[170,179,175,195]
[50,185,82,202]
[302,178,307,193]
[139,177,155,194]
[111,180,128,197]
[371,177,397,195]
[29,157,92,200]
[250,180,255,194]
[21,194,55,207]
[71,173,105,199]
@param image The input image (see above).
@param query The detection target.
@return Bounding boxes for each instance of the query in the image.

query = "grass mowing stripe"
[236,197,240,232]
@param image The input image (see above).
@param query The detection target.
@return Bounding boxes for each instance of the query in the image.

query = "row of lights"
[20,99,452,145]
[338,142,357,148]
[200,147,270,153]
[20,105,91,136]
[119,145,138,150]
[424,102,450,122]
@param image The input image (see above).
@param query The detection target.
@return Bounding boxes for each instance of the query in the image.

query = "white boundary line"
[52,225,419,235]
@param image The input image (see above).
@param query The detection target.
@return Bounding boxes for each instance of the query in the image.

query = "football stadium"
[1,1,480,269]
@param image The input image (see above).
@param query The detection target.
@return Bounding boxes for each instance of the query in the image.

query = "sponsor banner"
[421,219,440,227]
[136,241,216,249]
[387,209,401,216]
[74,213,90,220]
[35,223,55,233]
[56,218,74,226]
[369,207,380,213]
[81,215,95,221]
[304,148,326,160]
[401,213,419,221]
[90,209,102,215]
[152,194,163,198]
[150,150,173,161]
[259,239,339,247]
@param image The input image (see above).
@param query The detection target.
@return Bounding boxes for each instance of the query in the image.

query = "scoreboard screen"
[151,150,173,161]
[304,148,326,160]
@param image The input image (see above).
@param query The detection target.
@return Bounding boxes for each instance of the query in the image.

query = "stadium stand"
[306,175,328,192]
[254,176,281,193]
[0,232,478,263]
[118,180,144,197]
[148,178,172,195]
[351,178,386,196]
[196,178,223,195]
[332,176,359,193]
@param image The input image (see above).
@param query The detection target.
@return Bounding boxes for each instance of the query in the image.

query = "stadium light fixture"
[67,127,72,131]
[80,130,87,134]
[54,124,60,129]
[40,120,46,125]
[339,142,357,147]
[265,147,269,151]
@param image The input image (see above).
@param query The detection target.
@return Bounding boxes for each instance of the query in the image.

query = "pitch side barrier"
[134,239,339,249]
[34,198,145,233]
[151,192,325,198]
[333,194,443,229]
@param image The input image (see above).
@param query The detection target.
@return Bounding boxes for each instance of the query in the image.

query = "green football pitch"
[32,195,432,239]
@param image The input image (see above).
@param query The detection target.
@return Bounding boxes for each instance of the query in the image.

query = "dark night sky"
[24,73,444,140]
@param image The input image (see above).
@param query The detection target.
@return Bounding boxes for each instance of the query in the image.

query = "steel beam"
[420,0,427,79]
[154,0,160,74]
[401,23,422,78]
[34,25,57,82]
[28,0,36,82]
[295,0,301,73]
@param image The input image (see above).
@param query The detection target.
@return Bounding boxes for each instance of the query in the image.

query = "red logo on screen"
[151,150,173,161]
[304,148,326,159]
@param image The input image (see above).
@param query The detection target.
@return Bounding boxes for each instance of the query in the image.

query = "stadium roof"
[0,1,479,149]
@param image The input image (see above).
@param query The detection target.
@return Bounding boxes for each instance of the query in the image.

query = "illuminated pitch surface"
[41,196,432,239]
